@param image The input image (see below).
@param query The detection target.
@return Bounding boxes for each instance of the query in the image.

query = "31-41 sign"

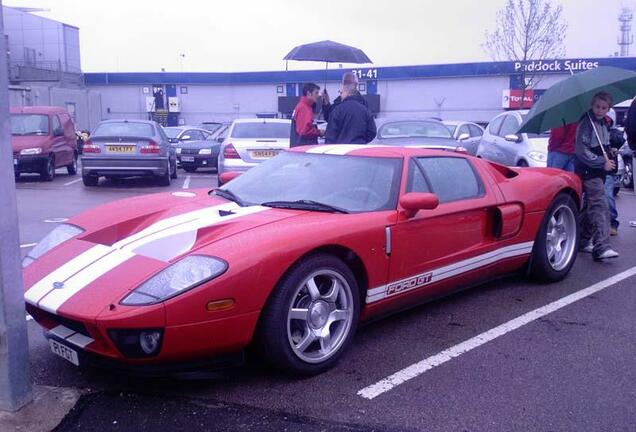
[352,69,378,80]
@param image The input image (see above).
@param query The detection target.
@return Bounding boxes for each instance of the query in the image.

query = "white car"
[217,118,291,183]
[476,111,548,167]
[442,121,484,156]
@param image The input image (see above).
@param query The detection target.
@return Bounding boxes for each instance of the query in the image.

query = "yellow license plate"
[251,150,279,158]
[106,145,135,153]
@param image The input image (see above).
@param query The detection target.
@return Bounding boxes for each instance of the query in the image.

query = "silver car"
[371,118,461,150]
[81,119,177,186]
[217,118,291,184]
[477,111,548,167]
[443,121,484,156]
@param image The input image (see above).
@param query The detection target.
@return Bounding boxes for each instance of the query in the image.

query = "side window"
[190,130,205,140]
[487,116,504,136]
[498,115,520,137]
[469,125,483,137]
[52,115,61,133]
[406,160,431,193]
[458,124,470,137]
[416,157,484,203]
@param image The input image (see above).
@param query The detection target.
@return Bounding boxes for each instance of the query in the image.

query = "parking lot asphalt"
[14,166,636,432]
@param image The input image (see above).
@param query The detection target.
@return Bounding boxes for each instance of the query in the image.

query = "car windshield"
[379,121,452,139]
[163,127,182,138]
[218,152,402,213]
[11,114,49,136]
[231,122,290,139]
[93,122,154,137]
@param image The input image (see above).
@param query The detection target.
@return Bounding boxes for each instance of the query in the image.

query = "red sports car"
[23,145,582,375]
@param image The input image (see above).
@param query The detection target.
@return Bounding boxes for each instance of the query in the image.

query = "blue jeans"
[604,174,619,229]
[547,152,576,172]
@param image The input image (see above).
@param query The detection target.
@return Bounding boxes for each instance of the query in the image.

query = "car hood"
[526,137,549,153]
[12,135,51,151]
[23,189,300,319]
[177,140,219,150]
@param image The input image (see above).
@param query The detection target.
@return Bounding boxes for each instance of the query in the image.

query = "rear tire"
[622,160,633,189]
[256,254,360,375]
[67,152,78,176]
[82,174,98,187]
[171,158,178,179]
[40,155,55,181]
[529,193,579,283]
[158,160,172,186]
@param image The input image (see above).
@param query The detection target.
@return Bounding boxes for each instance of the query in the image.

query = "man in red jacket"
[290,83,324,147]
[547,122,578,172]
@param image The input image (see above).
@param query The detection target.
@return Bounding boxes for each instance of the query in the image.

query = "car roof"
[98,119,156,125]
[290,144,467,159]
[10,106,68,115]
[232,118,291,124]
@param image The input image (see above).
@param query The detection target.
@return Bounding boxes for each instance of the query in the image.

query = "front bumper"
[81,156,169,177]
[177,154,217,169]
[13,153,48,174]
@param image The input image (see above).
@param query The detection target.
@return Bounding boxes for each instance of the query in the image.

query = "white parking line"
[64,178,82,186]
[20,243,37,249]
[182,176,191,189]
[357,266,636,400]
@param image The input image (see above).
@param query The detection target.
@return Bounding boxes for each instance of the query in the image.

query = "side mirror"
[53,128,64,137]
[181,135,191,141]
[168,138,178,143]
[216,136,224,143]
[505,134,521,143]
[219,171,242,184]
[458,132,470,141]
[399,192,439,218]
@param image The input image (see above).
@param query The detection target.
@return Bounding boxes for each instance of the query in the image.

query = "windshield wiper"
[261,200,349,214]
[213,188,246,207]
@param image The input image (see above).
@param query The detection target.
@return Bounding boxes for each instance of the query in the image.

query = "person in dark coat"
[290,83,324,147]
[324,83,376,144]
[322,72,367,122]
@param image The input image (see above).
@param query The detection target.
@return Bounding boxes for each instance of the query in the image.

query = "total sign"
[513,59,600,73]
[502,89,535,109]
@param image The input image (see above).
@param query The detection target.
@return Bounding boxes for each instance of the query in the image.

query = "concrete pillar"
[0,1,33,412]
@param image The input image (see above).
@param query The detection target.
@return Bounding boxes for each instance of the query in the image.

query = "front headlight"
[120,255,227,306]
[20,147,42,155]
[22,224,84,268]
[176,148,182,154]
[199,148,212,155]
[527,151,547,162]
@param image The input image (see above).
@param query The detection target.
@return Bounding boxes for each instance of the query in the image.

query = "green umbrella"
[518,66,636,134]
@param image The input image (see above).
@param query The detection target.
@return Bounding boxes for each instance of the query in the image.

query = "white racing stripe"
[357,266,636,400]
[324,145,385,155]
[28,202,269,313]
[366,242,534,304]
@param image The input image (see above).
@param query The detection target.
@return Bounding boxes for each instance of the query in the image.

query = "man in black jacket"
[324,83,376,144]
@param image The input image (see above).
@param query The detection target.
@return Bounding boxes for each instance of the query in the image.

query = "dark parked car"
[175,127,227,172]
[11,106,78,181]
[81,120,177,186]
[164,126,212,144]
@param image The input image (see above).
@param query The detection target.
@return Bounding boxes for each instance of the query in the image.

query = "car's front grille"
[32,307,90,337]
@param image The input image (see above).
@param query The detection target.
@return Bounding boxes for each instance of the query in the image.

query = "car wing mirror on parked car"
[399,192,439,218]
[219,171,242,184]
[505,134,521,143]
[216,136,225,143]
[181,135,191,141]
[458,133,470,141]
[53,128,64,137]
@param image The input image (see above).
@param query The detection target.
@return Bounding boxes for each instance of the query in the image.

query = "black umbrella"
[283,40,372,64]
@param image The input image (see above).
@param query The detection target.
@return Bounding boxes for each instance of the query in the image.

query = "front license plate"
[181,156,195,162]
[49,339,79,366]
[251,150,279,158]
[106,145,135,153]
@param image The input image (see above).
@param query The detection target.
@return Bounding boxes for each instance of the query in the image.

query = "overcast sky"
[5,0,636,72]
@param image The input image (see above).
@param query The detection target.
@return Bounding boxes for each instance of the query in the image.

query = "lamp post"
[0,1,33,412]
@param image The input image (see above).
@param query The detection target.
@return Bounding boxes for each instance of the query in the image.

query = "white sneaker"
[594,249,619,261]
[580,242,594,253]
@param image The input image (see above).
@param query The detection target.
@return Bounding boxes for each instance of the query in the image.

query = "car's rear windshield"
[379,121,452,139]
[93,122,154,137]
[231,122,290,139]
[11,114,49,136]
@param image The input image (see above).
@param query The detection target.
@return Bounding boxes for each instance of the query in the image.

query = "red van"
[11,106,78,181]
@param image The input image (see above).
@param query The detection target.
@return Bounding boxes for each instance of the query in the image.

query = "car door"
[496,115,522,166]
[50,114,70,167]
[466,124,484,156]
[383,156,501,307]
[479,115,504,162]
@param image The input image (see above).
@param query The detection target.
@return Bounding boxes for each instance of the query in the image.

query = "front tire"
[257,254,360,375]
[40,155,55,181]
[529,193,579,282]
